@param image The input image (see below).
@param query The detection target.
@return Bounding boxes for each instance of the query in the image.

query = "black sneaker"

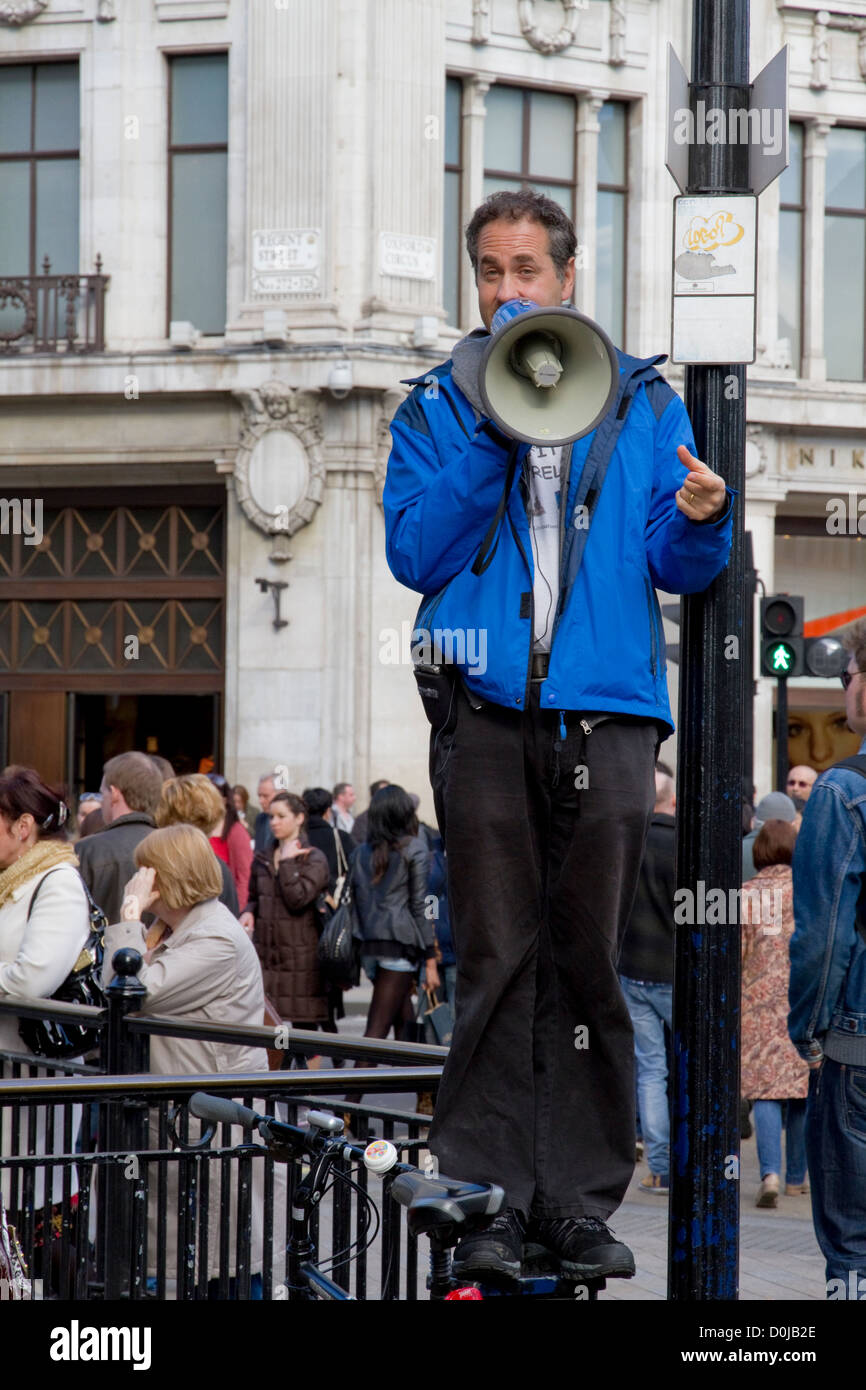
[531,1216,635,1279]
[451,1208,525,1281]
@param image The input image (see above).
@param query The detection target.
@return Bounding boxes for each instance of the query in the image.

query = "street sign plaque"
[671,194,757,363]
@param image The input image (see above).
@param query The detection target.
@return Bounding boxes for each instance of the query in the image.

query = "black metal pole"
[101,947,149,1301]
[743,531,756,805]
[669,0,749,1300]
[775,676,788,791]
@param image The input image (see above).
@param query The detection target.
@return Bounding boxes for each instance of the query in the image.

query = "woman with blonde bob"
[102,824,279,1297]
[155,775,240,916]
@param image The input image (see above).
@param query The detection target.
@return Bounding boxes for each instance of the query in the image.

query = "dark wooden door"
[8,691,66,787]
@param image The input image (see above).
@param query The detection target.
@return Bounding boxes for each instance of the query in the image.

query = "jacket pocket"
[843,1064,866,1141]
[643,575,659,678]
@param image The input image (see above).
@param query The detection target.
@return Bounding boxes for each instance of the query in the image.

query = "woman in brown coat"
[741,818,810,1209]
[241,791,329,1027]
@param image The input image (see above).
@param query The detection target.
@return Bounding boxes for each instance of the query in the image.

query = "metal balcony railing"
[0,256,109,355]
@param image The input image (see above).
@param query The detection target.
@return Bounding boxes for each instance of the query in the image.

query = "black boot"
[451,1207,525,1281]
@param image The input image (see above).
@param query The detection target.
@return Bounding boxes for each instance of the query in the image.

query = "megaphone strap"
[471,438,521,577]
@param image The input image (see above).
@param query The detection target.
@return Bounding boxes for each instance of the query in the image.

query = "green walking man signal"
[769,641,795,673]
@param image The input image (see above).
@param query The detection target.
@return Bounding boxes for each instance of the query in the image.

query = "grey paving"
[329,983,828,1301]
[598,1132,825,1301]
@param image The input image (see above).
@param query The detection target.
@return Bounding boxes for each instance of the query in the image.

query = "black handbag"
[18,869,108,1060]
[316,860,361,990]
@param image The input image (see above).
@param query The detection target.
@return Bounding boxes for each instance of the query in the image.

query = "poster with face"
[787,708,861,774]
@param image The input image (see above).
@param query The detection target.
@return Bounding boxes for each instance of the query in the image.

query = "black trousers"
[427,680,659,1221]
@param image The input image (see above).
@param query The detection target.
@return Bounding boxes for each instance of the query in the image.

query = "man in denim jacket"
[789,618,866,1299]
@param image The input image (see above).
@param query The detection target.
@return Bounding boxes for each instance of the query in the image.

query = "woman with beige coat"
[741,819,810,1209]
[103,823,282,1296]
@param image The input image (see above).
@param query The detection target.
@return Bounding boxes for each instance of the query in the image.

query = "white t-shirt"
[526,445,563,653]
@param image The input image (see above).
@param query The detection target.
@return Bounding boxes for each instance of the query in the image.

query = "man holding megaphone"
[383,190,733,1284]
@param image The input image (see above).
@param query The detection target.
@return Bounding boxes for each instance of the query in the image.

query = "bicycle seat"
[389,1170,505,1240]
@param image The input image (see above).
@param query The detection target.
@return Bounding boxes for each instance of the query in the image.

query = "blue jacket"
[789,739,866,1067]
[384,340,734,733]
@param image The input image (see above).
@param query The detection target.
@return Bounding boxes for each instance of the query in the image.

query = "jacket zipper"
[550,442,573,652]
[579,714,615,736]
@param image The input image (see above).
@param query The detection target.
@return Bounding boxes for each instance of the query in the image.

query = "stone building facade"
[0,0,863,811]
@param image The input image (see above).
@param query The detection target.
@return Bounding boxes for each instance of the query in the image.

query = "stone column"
[575,92,607,318]
[459,73,494,329]
[747,494,781,800]
[356,0,448,339]
[231,0,340,336]
[801,116,835,383]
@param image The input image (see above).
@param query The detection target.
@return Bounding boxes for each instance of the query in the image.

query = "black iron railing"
[0,953,446,1301]
[0,257,109,355]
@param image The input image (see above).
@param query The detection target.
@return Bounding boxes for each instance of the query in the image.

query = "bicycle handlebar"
[189,1092,259,1129]
[186,1093,408,1174]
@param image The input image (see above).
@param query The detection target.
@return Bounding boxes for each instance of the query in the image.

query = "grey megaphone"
[479,299,618,447]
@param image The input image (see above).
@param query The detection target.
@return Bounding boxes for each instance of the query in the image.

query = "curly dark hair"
[301,786,332,818]
[465,189,577,283]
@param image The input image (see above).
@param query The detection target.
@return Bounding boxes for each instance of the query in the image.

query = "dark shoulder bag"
[317,854,361,990]
[18,869,108,1060]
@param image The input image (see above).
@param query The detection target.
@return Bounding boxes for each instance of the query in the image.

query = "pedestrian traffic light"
[760,595,803,677]
[803,634,848,678]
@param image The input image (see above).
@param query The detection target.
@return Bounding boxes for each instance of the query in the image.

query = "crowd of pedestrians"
[0,617,864,1298]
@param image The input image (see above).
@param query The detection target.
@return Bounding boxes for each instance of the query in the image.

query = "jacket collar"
[104,812,155,831]
[153,897,221,951]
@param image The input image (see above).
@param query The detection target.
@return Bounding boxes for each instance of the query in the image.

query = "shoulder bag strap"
[26,868,64,922]
[333,826,349,877]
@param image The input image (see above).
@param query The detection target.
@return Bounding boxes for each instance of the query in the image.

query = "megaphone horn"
[479,299,619,447]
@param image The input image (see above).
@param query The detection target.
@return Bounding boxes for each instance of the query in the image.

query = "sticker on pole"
[671,195,757,364]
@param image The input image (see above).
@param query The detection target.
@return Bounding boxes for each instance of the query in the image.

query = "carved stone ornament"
[0,0,48,24]
[233,383,325,561]
[517,0,581,55]
[375,388,407,509]
[471,0,490,44]
[810,9,830,91]
[609,0,626,66]
[755,335,793,371]
[745,426,768,480]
